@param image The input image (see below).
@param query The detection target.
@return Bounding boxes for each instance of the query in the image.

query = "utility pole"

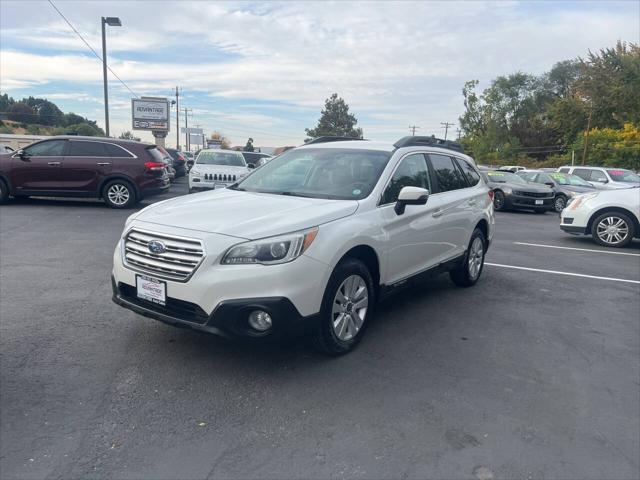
[409,125,420,136]
[183,107,193,151]
[101,16,122,137]
[456,128,462,140]
[175,86,180,149]
[441,122,454,141]
[581,109,592,165]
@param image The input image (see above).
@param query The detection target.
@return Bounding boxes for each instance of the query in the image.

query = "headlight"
[568,192,599,210]
[221,227,319,265]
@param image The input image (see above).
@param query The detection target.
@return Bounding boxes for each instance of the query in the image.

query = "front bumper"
[505,193,554,210]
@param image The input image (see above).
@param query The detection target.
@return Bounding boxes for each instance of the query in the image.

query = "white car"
[560,187,640,247]
[557,166,640,190]
[500,165,526,173]
[188,149,252,193]
[112,136,494,354]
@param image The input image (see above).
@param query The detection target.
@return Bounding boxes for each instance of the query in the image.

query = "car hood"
[133,188,359,239]
[489,181,551,193]
[560,185,595,193]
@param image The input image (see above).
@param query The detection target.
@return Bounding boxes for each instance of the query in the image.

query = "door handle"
[47,161,61,166]
[468,199,477,206]
[432,209,444,218]
[96,162,111,166]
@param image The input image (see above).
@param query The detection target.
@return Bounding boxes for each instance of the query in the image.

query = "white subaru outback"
[112,136,494,354]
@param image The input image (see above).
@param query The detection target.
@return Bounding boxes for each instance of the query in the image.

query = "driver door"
[10,139,67,193]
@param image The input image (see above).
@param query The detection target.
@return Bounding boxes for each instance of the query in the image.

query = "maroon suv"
[0,136,170,208]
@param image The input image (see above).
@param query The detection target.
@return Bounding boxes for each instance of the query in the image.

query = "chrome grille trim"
[122,228,205,282]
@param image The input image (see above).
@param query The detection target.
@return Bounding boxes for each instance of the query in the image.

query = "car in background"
[0,144,14,154]
[241,151,273,168]
[500,165,526,173]
[165,148,187,177]
[188,149,253,194]
[557,166,640,189]
[481,170,554,213]
[0,136,170,208]
[517,170,597,212]
[560,187,640,247]
[183,152,195,171]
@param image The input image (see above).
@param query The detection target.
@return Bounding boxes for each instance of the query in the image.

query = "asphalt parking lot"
[1,178,639,480]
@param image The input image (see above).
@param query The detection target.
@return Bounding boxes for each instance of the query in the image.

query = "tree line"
[0,94,104,136]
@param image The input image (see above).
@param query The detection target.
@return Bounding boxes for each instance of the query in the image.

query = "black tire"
[312,258,375,356]
[554,195,567,213]
[0,178,9,204]
[450,228,486,287]
[102,179,137,209]
[591,211,635,248]
[493,190,506,211]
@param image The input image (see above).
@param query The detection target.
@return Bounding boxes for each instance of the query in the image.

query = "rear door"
[10,139,67,192]
[61,140,112,193]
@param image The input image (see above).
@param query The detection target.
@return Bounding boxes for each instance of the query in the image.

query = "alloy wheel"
[107,184,130,206]
[331,274,368,341]
[596,216,629,246]
[554,196,566,212]
[468,236,484,280]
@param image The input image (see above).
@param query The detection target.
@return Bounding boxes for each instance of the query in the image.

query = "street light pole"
[101,16,121,138]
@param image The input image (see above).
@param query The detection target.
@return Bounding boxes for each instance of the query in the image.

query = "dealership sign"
[132,97,169,131]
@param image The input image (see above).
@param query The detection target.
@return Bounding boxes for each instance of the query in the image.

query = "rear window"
[104,143,134,158]
[197,151,246,166]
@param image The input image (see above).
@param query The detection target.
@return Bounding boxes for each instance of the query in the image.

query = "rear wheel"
[103,179,137,209]
[0,178,9,204]
[591,212,635,248]
[450,228,486,287]
[493,191,505,211]
[312,258,374,355]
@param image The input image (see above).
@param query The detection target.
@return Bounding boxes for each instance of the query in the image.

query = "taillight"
[488,190,494,201]
[144,161,166,171]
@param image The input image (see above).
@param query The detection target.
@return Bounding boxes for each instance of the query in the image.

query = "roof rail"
[305,136,365,145]
[393,136,464,153]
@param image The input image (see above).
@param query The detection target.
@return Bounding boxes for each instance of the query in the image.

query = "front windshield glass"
[546,172,592,186]
[483,171,526,184]
[196,151,246,167]
[607,169,640,183]
[236,147,392,200]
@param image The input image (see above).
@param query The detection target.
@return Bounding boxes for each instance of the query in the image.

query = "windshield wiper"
[277,191,332,199]
[228,183,245,191]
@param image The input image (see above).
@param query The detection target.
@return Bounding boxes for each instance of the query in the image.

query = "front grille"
[123,229,204,281]
[118,283,209,324]
[203,173,236,182]
[513,190,553,198]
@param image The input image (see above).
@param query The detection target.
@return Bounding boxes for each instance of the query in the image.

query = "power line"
[47,0,138,98]
[408,125,420,136]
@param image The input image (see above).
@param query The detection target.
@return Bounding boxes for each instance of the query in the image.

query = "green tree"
[0,93,14,112]
[243,137,254,152]
[62,113,86,127]
[24,97,64,126]
[7,102,36,123]
[305,93,363,139]
[119,131,141,141]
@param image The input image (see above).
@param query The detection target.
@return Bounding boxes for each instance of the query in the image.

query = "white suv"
[557,166,640,189]
[112,137,494,354]
[188,149,252,193]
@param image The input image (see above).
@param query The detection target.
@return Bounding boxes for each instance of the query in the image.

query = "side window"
[538,173,552,184]
[429,154,467,192]
[519,172,537,182]
[590,170,607,182]
[67,141,109,157]
[558,168,570,173]
[455,158,480,186]
[104,143,134,158]
[381,153,430,205]
[572,168,591,181]
[23,140,66,156]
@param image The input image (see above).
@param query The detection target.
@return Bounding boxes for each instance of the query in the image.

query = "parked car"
[481,170,554,213]
[241,151,273,167]
[111,135,494,355]
[500,165,526,173]
[557,166,640,189]
[517,170,597,212]
[0,144,14,154]
[165,148,187,177]
[188,149,253,193]
[560,187,640,247]
[183,152,195,171]
[0,136,170,208]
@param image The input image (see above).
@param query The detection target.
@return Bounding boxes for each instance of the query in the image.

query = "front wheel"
[103,180,137,209]
[312,258,374,356]
[450,228,486,287]
[591,212,635,248]
[554,195,567,213]
[493,191,505,211]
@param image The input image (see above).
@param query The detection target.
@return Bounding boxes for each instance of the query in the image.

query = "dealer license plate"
[136,275,166,306]
[535,199,543,205]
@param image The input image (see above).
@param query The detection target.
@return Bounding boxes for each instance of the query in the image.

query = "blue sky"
[1,0,638,148]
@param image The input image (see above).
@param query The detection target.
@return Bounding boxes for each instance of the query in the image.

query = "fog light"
[248,310,272,331]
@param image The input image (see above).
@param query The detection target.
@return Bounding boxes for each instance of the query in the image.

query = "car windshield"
[606,169,640,183]
[484,171,525,184]
[236,147,392,200]
[546,172,592,186]
[196,151,246,166]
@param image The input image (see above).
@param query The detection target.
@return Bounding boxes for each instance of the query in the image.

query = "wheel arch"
[336,245,381,299]
[586,206,640,236]
[98,174,140,200]
[474,218,489,246]
[0,173,12,193]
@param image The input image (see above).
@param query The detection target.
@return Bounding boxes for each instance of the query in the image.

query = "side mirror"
[544,182,555,187]
[16,149,29,160]
[247,163,256,169]
[394,186,429,215]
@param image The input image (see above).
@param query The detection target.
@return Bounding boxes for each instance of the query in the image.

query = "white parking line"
[485,262,640,285]
[514,241,640,257]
